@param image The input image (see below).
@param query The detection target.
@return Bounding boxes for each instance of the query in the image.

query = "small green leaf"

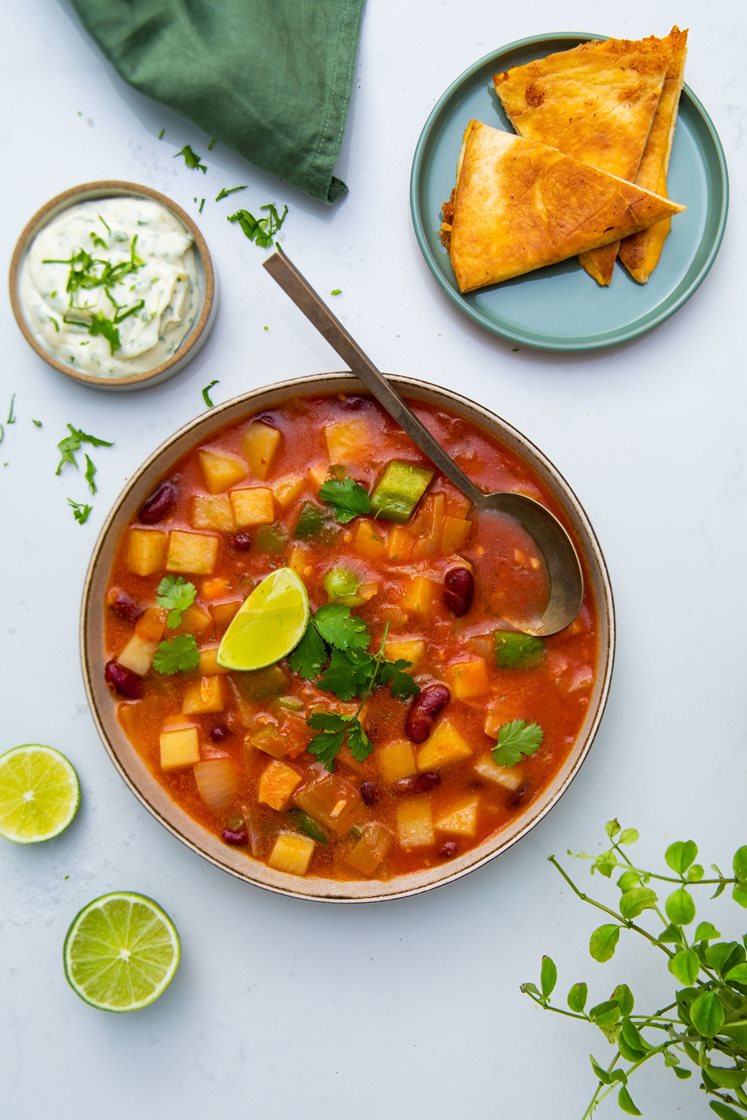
[668,948,701,985]
[665,887,696,925]
[567,982,588,1013]
[672,1066,692,1080]
[733,884,747,909]
[540,955,557,999]
[725,963,747,985]
[593,849,618,877]
[659,923,685,945]
[590,924,620,963]
[619,886,658,920]
[617,1086,641,1116]
[612,983,634,1016]
[687,863,705,882]
[520,981,541,997]
[734,847,747,882]
[605,819,621,839]
[690,990,726,1037]
[618,828,639,845]
[710,1101,745,1120]
[589,1055,611,1085]
[617,871,642,892]
[695,921,721,942]
[589,999,621,1027]
[620,1018,647,1056]
[706,1066,747,1090]
[665,840,698,874]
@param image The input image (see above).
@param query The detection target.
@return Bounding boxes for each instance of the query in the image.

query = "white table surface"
[2,2,746,1117]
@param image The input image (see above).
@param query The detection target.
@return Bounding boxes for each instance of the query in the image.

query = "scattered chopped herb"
[55,424,113,475]
[263,325,269,331]
[157,127,165,140]
[512,347,520,353]
[207,137,217,151]
[0,424,4,445]
[7,395,16,424]
[492,719,544,767]
[197,198,205,214]
[156,576,197,628]
[153,634,200,674]
[319,477,372,524]
[174,144,207,173]
[215,185,247,202]
[85,312,121,354]
[68,499,92,525]
[202,379,220,408]
[48,316,60,332]
[31,419,42,428]
[84,454,97,495]
[228,203,288,249]
[330,288,343,296]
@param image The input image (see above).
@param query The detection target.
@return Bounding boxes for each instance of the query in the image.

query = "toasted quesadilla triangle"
[494,35,670,285]
[443,122,684,294]
[619,27,689,283]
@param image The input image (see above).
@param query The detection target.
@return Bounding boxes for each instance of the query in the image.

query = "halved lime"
[64,892,180,1012]
[0,744,80,844]
[218,566,309,671]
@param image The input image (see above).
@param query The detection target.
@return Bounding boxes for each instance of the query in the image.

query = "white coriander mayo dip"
[19,195,200,379]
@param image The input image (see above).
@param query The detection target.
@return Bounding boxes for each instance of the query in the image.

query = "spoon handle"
[263,248,486,507]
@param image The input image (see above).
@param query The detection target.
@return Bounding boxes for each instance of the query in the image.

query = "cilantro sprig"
[174,144,207,172]
[289,605,419,771]
[216,185,247,202]
[55,424,113,475]
[68,499,92,525]
[153,634,200,675]
[318,477,372,524]
[492,719,544,767]
[156,576,197,628]
[228,204,288,249]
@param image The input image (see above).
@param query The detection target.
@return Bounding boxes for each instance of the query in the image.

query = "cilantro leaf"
[68,498,92,524]
[346,720,373,763]
[379,658,420,700]
[318,477,372,524]
[202,379,219,408]
[318,648,375,702]
[215,185,247,202]
[153,634,200,675]
[84,454,97,495]
[228,203,288,249]
[288,623,328,680]
[314,604,370,651]
[55,424,113,475]
[307,712,350,771]
[174,144,207,172]
[156,576,197,628]
[85,312,121,354]
[492,719,544,767]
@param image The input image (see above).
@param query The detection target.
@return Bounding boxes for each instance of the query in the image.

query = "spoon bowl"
[263,248,583,635]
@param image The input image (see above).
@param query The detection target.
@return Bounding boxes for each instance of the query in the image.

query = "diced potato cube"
[417,719,472,771]
[446,492,473,519]
[353,518,387,561]
[473,753,524,790]
[386,525,414,562]
[441,515,472,554]
[345,823,393,876]
[324,418,371,465]
[273,474,306,509]
[446,658,490,699]
[384,638,425,668]
[287,544,310,577]
[307,462,329,490]
[201,577,231,600]
[230,487,275,528]
[243,421,282,479]
[190,494,236,533]
[411,494,446,560]
[182,675,227,715]
[401,576,436,615]
[134,606,166,643]
[247,724,290,760]
[396,798,434,848]
[268,832,315,876]
[378,739,418,782]
[258,760,303,810]
[166,530,219,575]
[435,796,480,837]
[117,634,158,676]
[211,600,242,629]
[176,604,213,635]
[160,726,200,771]
[198,646,228,675]
[198,448,248,494]
[126,528,167,576]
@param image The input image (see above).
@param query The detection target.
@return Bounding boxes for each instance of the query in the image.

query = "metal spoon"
[263,248,583,636]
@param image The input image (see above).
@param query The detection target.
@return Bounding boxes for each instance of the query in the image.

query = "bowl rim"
[80,372,616,902]
[8,179,216,390]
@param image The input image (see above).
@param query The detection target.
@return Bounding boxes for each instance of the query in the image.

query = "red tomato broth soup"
[103,393,598,882]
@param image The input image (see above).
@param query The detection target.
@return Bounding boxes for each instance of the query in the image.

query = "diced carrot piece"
[345,823,393,876]
[258,760,303,810]
[287,544,310,577]
[230,487,275,528]
[440,515,472,554]
[211,600,243,629]
[268,832,315,876]
[242,422,282,479]
[126,528,167,576]
[446,658,490,699]
[201,577,231,601]
[307,462,329,490]
[273,474,306,509]
[401,576,436,615]
[353,518,387,561]
[198,647,229,675]
[410,493,446,560]
[198,448,248,494]
[190,494,236,533]
[182,675,227,715]
[166,530,219,575]
[134,606,167,643]
[386,525,414,562]
[160,726,200,771]
[175,604,213,635]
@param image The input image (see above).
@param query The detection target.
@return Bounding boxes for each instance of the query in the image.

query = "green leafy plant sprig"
[522,822,747,1119]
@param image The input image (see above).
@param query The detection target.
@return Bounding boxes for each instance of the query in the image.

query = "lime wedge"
[0,744,80,844]
[64,892,180,1012]
[217,567,309,671]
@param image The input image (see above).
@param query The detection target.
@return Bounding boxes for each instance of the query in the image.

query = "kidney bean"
[507,782,530,809]
[107,589,144,624]
[405,683,451,743]
[255,412,278,428]
[139,480,178,524]
[209,724,231,744]
[393,772,441,796]
[338,395,367,412]
[443,566,474,617]
[438,840,458,859]
[232,531,252,551]
[359,781,378,806]
[105,660,144,700]
[222,825,248,846]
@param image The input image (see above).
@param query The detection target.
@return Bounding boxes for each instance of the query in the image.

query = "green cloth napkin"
[71,0,364,203]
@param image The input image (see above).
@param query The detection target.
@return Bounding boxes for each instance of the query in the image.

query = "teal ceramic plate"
[410,32,729,351]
